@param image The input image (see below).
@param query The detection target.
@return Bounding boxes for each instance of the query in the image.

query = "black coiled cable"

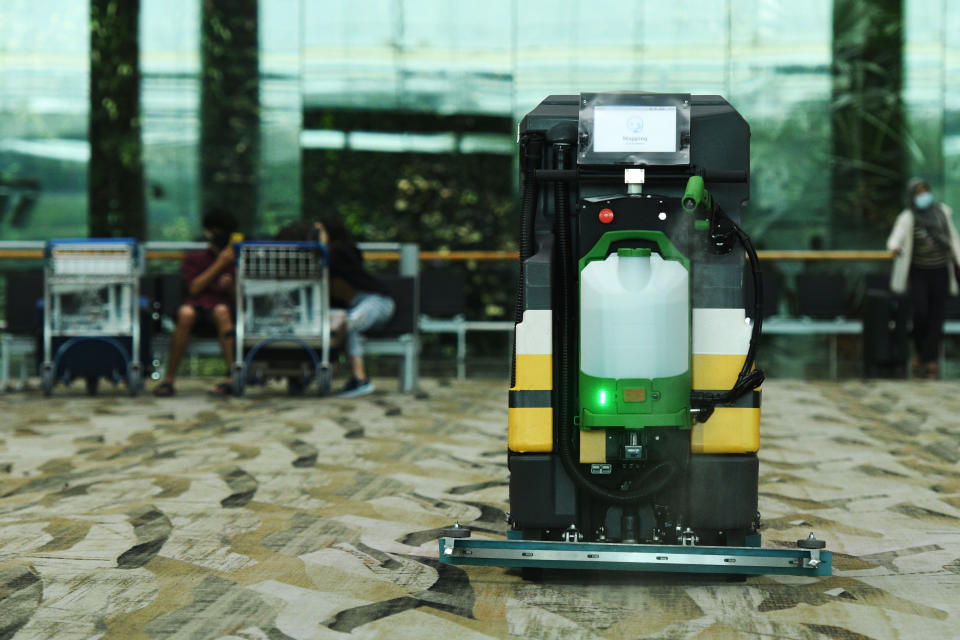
[690,214,766,420]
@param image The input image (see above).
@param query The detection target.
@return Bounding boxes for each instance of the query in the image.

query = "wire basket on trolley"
[233,241,331,396]
[41,238,146,396]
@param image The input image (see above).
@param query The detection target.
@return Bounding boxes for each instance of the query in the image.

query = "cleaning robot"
[438,93,830,576]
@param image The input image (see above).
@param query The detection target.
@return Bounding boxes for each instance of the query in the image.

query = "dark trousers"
[909,265,950,363]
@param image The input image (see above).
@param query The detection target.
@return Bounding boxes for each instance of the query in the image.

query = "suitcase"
[863,288,909,377]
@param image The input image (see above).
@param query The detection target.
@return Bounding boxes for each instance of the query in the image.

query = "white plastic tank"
[580,248,689,379]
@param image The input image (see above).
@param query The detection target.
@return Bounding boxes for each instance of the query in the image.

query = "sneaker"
[337,377,374,398]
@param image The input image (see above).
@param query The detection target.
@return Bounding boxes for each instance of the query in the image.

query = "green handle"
[579,230,689,272]
[617,247,652,258]
[682,176,712,212]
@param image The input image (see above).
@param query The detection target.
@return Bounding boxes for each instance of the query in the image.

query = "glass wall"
[729,0,833,250]
[4,0,960,377]
[0,0,89,240]
[140,0,302,240]
[0,0,957,249]
[945,4,960,212]
[140,0,201,241]
[905,0,951,207]
[302,0,514,116]
[259,0,302,234]
[302,0,834,249]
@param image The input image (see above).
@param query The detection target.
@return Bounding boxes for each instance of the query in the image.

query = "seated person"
[154,207,238,396]
[275,219,395,397]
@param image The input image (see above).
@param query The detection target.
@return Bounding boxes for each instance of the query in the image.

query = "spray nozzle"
[682,176,712,212]
[683,175,735,254]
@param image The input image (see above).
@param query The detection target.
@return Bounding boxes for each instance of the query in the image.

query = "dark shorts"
[189,304,234,337]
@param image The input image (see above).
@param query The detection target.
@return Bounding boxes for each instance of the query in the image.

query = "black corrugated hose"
[511,135,542,388]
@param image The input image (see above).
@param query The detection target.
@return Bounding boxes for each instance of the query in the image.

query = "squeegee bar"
[438,538,831,576]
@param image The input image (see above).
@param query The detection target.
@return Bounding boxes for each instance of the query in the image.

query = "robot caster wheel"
[520,567,544,582]
[797,532,826,549]
[724,574,749,583]
[440,522,471,538]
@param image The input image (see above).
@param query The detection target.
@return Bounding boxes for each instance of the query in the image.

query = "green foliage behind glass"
[302,145,517,322]
[830,0,907,247]
[89,0,145,239]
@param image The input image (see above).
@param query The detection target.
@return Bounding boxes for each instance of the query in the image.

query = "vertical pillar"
[400,242,420,392]
[200,0,259,234]
[831,0,905,244]
[89,0,145,239]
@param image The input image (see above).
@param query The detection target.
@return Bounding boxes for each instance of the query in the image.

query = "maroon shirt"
[182,250,235,310]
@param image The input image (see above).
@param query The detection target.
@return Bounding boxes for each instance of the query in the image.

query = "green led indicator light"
[598,389,608,406]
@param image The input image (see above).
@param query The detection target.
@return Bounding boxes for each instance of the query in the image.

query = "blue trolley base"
[438,537,831,577]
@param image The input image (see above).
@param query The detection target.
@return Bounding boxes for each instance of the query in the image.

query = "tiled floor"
[0,377,958,639]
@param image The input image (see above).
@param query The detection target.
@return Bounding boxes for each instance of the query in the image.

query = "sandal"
[153,381,175,397]
[209,380,233,396]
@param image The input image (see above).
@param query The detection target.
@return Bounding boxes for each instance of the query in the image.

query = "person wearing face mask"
[886,178,960,378]
[154,207,239,396]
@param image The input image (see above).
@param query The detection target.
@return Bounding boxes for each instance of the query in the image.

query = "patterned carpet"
[0,376,959,640]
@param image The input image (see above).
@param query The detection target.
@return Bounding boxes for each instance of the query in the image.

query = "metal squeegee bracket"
[438,537,832,576]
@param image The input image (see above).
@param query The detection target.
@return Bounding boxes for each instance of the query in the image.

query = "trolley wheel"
[316,366,332,396]
[232,363,245,397]
[85,376,99,396]
[127,366,142,397]
[41,364,55,397]
[287,377,306,396]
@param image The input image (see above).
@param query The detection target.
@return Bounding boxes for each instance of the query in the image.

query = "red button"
[598,208,614,224]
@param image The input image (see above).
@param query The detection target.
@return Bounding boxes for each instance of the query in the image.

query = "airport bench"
[0,241,420,393]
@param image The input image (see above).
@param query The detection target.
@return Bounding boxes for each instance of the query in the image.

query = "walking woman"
[887,178,960,379]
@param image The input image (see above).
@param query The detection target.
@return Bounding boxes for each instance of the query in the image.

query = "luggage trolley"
[41,238,145,396]
[232,241,332,396]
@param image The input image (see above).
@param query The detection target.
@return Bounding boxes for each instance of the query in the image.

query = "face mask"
[211,232,231,250]
[914,192,934,209]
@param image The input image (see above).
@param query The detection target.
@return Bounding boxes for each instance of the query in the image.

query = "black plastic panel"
[687,453,758,530]
[508,453,577,529]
